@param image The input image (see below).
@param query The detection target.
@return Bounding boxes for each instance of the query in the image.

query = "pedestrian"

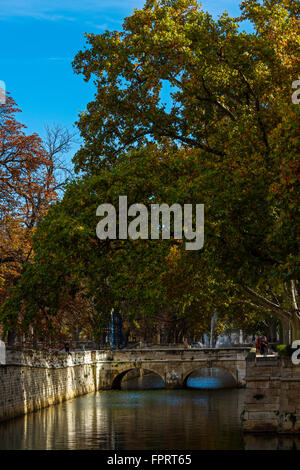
[64,342,71,355]
[255,335,261,355]
[260,335,268,356]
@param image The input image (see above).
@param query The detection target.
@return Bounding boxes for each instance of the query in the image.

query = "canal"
[0,370,299,450]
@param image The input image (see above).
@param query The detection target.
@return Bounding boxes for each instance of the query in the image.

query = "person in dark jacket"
[64,342,71,355]
[260,335,268,356]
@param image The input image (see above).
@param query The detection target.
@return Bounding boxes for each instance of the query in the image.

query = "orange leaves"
[0,95,59,315]
[0,95,53,218]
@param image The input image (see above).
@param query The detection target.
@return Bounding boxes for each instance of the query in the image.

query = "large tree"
[0,144,266,343]
[1,0,299,344]
[71,0,300,341]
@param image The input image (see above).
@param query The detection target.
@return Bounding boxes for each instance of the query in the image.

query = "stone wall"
[0,349,108,422]
[243,355,300,433]
[0,347,250,423]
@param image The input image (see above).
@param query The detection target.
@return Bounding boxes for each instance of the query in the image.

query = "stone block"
[247,380,271,389]
[243,419,278,432]
[245,390,280,404]
[248,411,278,420]
[246,403,279,412]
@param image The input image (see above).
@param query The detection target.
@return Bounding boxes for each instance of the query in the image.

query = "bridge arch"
[182,366,238,389]
[111,367,166,390]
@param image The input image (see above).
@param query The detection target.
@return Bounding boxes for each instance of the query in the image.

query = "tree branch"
[242,286,292,321]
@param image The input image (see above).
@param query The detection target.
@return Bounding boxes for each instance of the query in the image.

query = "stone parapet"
[243,356,300,433]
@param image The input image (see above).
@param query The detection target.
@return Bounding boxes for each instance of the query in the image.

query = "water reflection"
[0,388,297,450]
[0,389,244,450]
[244,434,300,450]
[186,368,236,389]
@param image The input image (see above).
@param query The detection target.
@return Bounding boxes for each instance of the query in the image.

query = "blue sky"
[0,0,246,155]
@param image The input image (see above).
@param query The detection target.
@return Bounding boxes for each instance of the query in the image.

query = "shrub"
[273,344,293,357]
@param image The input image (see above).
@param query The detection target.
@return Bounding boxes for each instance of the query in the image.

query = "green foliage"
[273,344,293,357]
[1,0,299,341]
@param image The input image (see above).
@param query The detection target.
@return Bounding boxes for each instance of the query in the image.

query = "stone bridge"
[98,347,251,389]
[0,347,251,422]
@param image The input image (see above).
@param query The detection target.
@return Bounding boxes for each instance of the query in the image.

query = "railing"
[3,339,256,352]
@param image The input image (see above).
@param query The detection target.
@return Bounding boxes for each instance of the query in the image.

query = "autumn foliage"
[1,0,299,345]
[0,95,58,334]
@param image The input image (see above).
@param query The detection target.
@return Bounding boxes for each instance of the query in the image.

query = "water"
[0,373,299,450]
[0,388,245,450]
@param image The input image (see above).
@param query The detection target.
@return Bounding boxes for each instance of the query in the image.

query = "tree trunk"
[123,328,130,347]
[281,319,291,345]
[267,319,277,343]
[33,332,38,349]
[291,317,300,343]
[278,321,283,343]
[72,326,79,342]
[7,329,16,347]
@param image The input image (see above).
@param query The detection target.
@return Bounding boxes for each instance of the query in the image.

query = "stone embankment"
[0,349,107,422]
[243,354,300,433]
